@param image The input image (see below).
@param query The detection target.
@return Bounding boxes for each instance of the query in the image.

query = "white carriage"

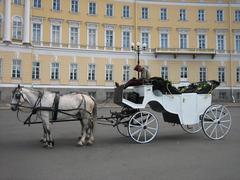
[114,84,232,144]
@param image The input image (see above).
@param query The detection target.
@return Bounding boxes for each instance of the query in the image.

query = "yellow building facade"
[0,0,240,102]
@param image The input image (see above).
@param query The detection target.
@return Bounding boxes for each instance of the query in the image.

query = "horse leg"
[78,118,89,146]
[86,117,95,145]
[42,113,54,148]
[78,120,84,141]
[40,123,47,144]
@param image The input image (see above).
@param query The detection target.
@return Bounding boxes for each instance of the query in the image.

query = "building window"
[122,5,130,18]
[106,4,113,17]
[13,16,22,40]
[70,26,79,48]
[88,64,96,81]
[33,0,41,8]
[142,7,149,19]
[198,34,206,49]
[218,67,225,83]
[70,63,78,80]
[198,9,205,21]
[180,33,187,49]
[235,10,240,22]
[71,0,79,13]
[51,62,59,80]
[88,92,96,99]
[14,0,21,5]
[141,31,149,48]
[123,65,130,81]
[160,33,168,48]
[217,34,225,51]
[180,66,188,79]
[200,67,206,82]
[235,34,240,52]
[51,24,61,47]
[105,29,113,48]
[105,64,113,81]
[217,10,224,22]
[122,31,130,49]
[0,15,2,38]
[89,2,96,15]
[161,66,168,80]
[32,62,40,80]
[32,23,41,45]
[236,67,240,82]
[160,8,167,20]
[12,59,21,78]
[52,0,60,11]
[180,9,187,21]
[88,28,96,48]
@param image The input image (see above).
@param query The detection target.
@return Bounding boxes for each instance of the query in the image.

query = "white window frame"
[32,61,40,80]
[161,66,168,80]
[199,66,207,82]
[179,9,187,21]
[106,3,113,17]
[122,65,130,81]
[160,8,167,21]
[13,0,21,5]
[89,2,97,15]
[216,9,224,22]
[87,23,98,49]
[50,21,62,47]
[51,62,60,80]
[141,29,150,49]
[198,9,205,21]
[105,64,113,81]
[69,63,78,80]
[122,28,132,50]
[71,0,79,13]
[32,22,42,46]
[122,5,130,18]
[180,66,188,81]
[159,32,169,48]
[0,58,2,78]
[141,7,149,19]
[216,33,226,51]
[12,16,23,40]
[105,25,115,49]
[218,67,225,83]
[198,33,207,49]
[33,0,41,8]
[52,0,61,11]
[12,59,21,78]
[69,22,80,48]
[88,64,96,81]
[235,10,240,22]
[179,32,188,49]
[235,33,240,53]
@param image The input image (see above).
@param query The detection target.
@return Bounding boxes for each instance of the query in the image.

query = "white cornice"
[114,0,240,7]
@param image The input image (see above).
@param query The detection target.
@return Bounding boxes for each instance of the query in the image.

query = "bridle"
[11,86,43,125]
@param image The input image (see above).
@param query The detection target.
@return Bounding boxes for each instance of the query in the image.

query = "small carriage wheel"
[116,117,131,137]
[202,105,231,140]
[181,122,202,134]
[128,111,158,144]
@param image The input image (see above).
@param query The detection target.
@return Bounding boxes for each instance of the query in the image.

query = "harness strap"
[52,93,60,121]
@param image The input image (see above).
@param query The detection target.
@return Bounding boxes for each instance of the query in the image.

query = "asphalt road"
[0,106,239,180]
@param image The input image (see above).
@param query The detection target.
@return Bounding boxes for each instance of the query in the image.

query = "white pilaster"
[23,0,31,45]
[3,0,11,43]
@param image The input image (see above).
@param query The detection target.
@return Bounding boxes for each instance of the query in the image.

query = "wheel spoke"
[210,124,217,137]
[146,129,154,136]
[137,129,143,141]
[146,118,156,125]
[147,126,158,131]
[219,113,229,120]
[204,121,215,132]
[129,124,141,128]
[220,123,230,129]
[144,130,147,142]
[132,118,142,125]
[131,128,142,136]
[205,114,214,121]
[220,119,231,123]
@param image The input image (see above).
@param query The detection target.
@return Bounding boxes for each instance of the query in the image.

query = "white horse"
[11,85,97,148]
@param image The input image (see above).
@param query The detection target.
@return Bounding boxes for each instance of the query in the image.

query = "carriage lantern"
[131,42,147,78]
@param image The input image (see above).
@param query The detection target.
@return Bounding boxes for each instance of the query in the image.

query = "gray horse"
[11,85,97,148]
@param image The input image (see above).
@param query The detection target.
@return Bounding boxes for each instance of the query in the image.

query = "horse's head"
[11,84,25,111]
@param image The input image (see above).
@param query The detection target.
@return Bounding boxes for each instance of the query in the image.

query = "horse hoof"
[40,138,46,144]
[87,140,93,146]
[77,141,85,146]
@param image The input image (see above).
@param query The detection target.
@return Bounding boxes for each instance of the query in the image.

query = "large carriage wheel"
[202,105,231,140]
[181,122,202,134]
[128,111,158,144]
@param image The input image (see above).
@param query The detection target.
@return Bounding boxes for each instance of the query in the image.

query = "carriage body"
[117,85,211,125]
[114,84,231,143]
